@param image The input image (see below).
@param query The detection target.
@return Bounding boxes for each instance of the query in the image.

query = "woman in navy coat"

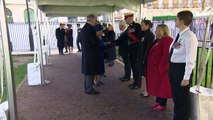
[93,24,105,86]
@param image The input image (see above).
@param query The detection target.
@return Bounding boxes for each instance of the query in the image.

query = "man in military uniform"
[124,13,142,89]
[110,13,142,89]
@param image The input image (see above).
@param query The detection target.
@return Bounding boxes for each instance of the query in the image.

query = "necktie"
[169,33,180,62]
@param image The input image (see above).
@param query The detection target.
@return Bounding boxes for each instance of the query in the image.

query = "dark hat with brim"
[67,24,72,26]
[124,13,134,20]
[60,23,65,26]
[95,24,103,31]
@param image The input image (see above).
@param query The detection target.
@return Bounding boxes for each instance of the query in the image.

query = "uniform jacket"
[127,22,142,65]
[118,30,129,56]
[146,36,173,98]
[55,27,65,48]
[113,21,142,46]
[81,23,100,75]
[127,22,142,43]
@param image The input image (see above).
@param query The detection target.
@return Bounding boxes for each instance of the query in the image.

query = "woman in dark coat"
[137,20,155,97]
[65,24,73,54]
[146,24,173,111]
[106,24,116,66]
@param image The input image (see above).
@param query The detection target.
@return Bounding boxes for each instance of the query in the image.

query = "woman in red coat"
[146,24,173,111]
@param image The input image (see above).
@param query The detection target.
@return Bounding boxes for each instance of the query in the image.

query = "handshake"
[104,41,116,47]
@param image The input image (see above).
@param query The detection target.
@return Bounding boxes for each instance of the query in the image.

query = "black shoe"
[91,89,100,94]
[128,84,140,89]
[64,51,68,53]
[120,77,130,82]
[119,76,125,80]
[98,81,104,85]
[104,60,109,64]
[101,74,107,77]
[85,89,100,95]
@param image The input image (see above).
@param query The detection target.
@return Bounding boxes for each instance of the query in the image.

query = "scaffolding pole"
[0,0,18,119]
[34,0,45,85]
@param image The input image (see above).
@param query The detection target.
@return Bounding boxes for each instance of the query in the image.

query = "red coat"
[146,36,173,98]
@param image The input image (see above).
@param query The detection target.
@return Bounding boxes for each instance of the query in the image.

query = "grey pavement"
[16,52,173,120]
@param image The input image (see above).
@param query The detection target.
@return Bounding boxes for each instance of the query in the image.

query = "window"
[24,8,35,23]
[6,8,13,23]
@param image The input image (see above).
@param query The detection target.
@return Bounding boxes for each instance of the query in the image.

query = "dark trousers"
[169,63,190,120]
[156,97,167,107]
[129,44,141,87]
[121,54,131,79]
[58,47,64,54]
[77,39,82,51]
[84,75,94,92]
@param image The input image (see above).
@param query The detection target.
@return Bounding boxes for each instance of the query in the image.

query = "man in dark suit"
[117,20,131,82]
[81,14,100,95]
[55,23,65,55]
[124,13,142,89]
[76,23,82,52]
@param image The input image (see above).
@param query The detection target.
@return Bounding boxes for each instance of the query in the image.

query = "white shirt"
[121,27,127,33]
[170,27,198,80]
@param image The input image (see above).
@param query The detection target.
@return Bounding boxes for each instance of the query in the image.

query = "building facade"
[5,0,35,23]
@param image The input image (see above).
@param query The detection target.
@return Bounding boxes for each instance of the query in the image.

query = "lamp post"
[26,0,34,51]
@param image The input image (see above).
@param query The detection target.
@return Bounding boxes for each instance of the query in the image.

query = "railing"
[4,22,87,51]
[152,19,213,88]
[8,22,59,51]
[152,20,212,41]
[4,22,122,51]
[191,46,213,88]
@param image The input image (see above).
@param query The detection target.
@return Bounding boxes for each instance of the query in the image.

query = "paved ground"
[17,52,173,120]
